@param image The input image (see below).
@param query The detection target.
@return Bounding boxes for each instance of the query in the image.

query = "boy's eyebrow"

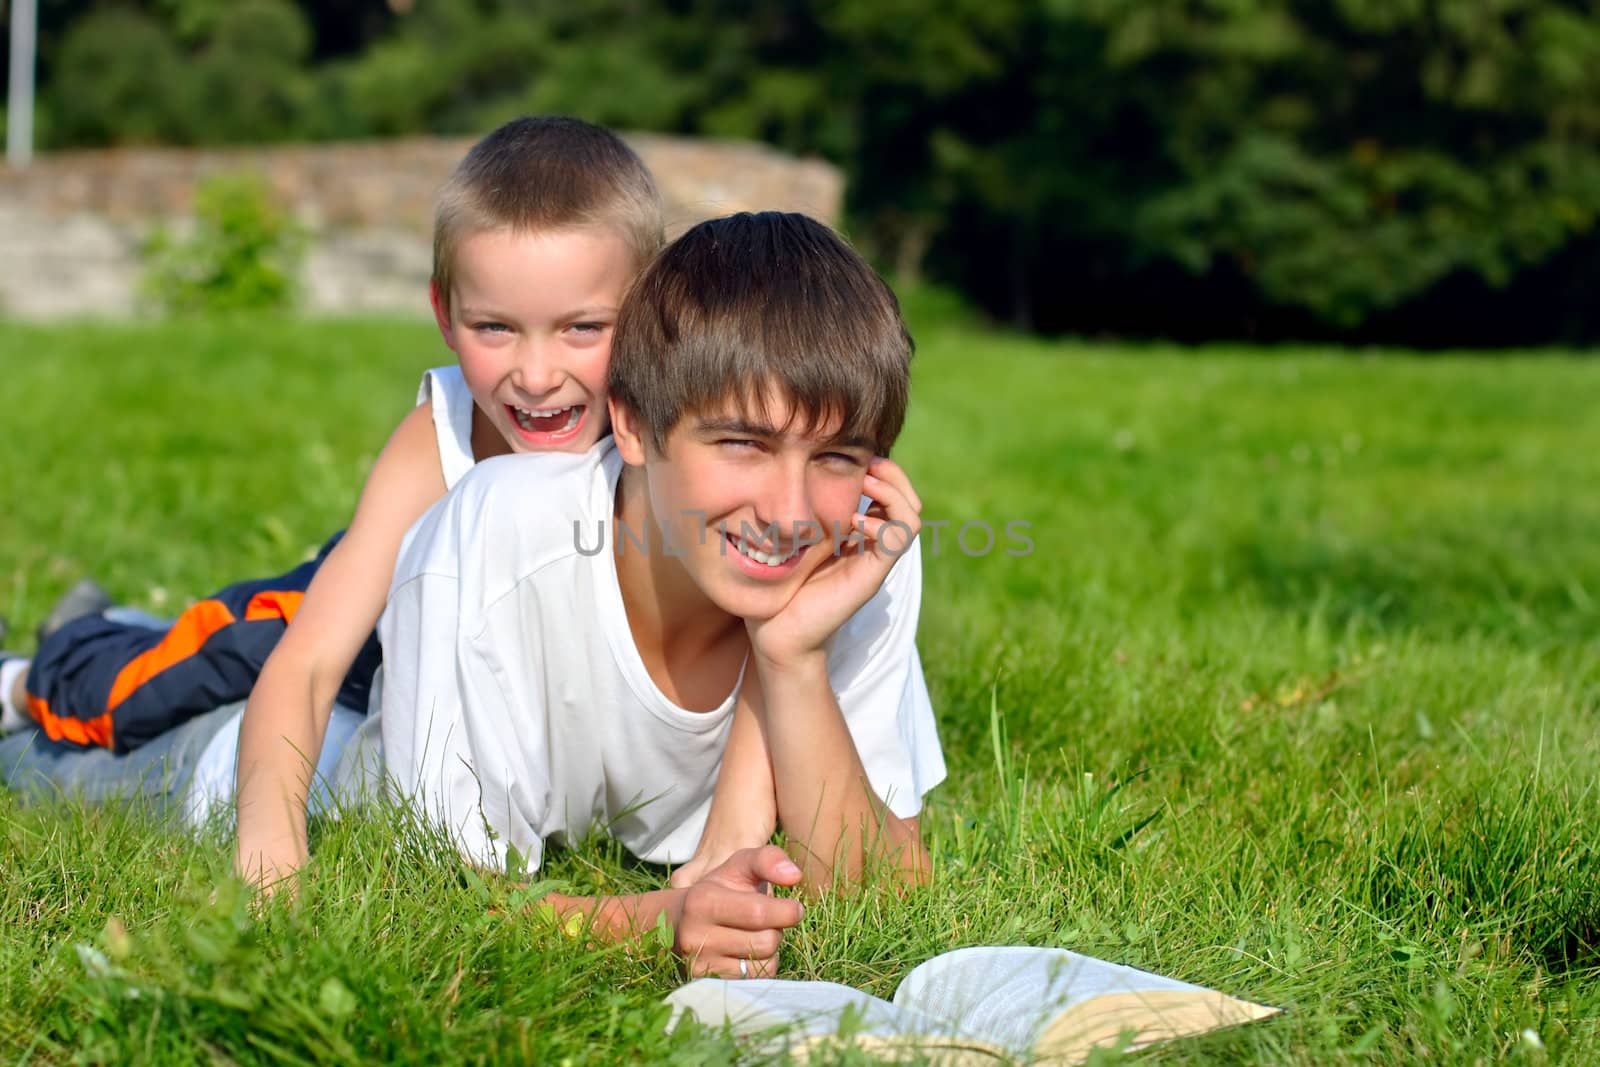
[455,306,510,322]
[455,305,620,321]
[694,416,781,438]
[694,416,875,451]
[822,432,877,451]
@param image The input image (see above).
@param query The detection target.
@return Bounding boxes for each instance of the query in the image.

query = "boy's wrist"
[234,819,309,883]
[751,647,829,686]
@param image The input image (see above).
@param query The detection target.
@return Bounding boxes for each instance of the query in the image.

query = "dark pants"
[22,533,381,753]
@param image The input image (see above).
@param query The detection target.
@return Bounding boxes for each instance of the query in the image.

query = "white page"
[666,978,963,1043]
[892,947,1214,1054]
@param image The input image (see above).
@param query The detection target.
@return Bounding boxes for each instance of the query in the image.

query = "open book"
[665,946,1278,1063]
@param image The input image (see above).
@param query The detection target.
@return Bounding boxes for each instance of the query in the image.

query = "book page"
[893,947,1277,1062]
[665,978,1008,1062]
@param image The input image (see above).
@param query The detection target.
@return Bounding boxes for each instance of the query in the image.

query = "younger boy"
[378,211,945,977]
[1,115,651,759]
[2,118,788,893]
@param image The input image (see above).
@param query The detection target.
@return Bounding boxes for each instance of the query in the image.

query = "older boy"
[379,212,944,977]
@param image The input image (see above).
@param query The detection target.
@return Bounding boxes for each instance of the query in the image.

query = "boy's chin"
[698,575,801,625]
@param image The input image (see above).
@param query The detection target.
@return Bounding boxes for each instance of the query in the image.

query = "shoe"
[0,649,31,733]
[36,578,115,645]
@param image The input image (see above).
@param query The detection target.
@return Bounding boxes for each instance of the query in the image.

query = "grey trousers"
[1,607,238,811]
[0,700,243,810]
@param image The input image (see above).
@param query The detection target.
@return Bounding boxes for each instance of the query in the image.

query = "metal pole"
[7,0,38,167]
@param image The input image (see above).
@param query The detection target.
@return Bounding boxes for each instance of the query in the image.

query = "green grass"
[2,304,1598,1062]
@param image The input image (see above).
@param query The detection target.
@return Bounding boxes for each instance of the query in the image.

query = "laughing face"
[613,389,876,623]
[434,227,635,455]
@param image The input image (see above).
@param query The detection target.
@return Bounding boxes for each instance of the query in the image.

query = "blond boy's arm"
[234,404,447,887]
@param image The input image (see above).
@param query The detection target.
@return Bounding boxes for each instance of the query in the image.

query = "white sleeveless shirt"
[417,365,477,489]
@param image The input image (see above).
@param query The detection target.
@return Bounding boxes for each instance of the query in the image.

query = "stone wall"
[0,134,843,319]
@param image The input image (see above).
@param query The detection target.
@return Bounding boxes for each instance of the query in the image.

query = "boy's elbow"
[890,820,932,888]
[837,814,933,893]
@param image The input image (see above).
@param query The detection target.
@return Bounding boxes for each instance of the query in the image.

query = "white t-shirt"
[378,439,946,872]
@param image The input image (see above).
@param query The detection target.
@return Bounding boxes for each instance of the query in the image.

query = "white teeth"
[733,536,800,567]
[512,404,583,433]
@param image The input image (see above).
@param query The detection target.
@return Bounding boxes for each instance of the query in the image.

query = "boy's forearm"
[702,691,777,841]
[542,888,682,944]
[233,674,328,884]
[670,694,779,887]
[753,654,929,891]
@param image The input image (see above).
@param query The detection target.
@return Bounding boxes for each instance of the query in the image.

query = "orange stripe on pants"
[26,695,114,748]
[244,590,304,623]
[105,599,239,712]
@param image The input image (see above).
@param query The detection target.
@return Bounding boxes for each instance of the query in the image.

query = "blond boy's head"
[432,116,663,318]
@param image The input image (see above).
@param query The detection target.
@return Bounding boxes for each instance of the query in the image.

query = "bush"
[141,173,305,315]
[50,9,191,145]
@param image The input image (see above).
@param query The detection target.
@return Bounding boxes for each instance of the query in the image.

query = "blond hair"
[609,212,913,456]
[432,116,663,317]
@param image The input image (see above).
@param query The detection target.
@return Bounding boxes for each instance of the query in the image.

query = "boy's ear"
[609,397,649,465]
[429,279,457,352]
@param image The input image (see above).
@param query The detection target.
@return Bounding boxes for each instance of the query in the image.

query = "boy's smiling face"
[434,227,634,455]
[613,387,876,623]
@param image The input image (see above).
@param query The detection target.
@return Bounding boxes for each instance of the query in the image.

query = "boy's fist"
[673,845,804,978]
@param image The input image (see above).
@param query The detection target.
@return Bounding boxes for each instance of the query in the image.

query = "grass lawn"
[1,300,1597,1063]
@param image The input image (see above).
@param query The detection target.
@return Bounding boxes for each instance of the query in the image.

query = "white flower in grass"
[75,943,113,979]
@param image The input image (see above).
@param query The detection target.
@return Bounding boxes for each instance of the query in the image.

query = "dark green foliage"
[48,8,191,145]
[46,0,315,146]
[19,0,1600,339]
[1090,0,1600,326]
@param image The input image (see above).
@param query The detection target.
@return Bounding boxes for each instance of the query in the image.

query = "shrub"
[141,173,305,315]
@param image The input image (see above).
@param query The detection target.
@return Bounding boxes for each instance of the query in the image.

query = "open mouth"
[509,403,584,440]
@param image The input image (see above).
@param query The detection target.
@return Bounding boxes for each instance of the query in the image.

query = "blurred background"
[3,0,1599,345]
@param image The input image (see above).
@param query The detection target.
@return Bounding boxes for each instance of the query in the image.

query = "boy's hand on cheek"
[748,458,922,670]
[672,845,804,978]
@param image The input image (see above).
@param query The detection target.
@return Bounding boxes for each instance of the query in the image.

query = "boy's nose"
[750,466,815,543]
[513,340,563,396]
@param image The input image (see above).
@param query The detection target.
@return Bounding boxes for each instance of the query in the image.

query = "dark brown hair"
[608,212,913,455]
[433,116,663,317]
